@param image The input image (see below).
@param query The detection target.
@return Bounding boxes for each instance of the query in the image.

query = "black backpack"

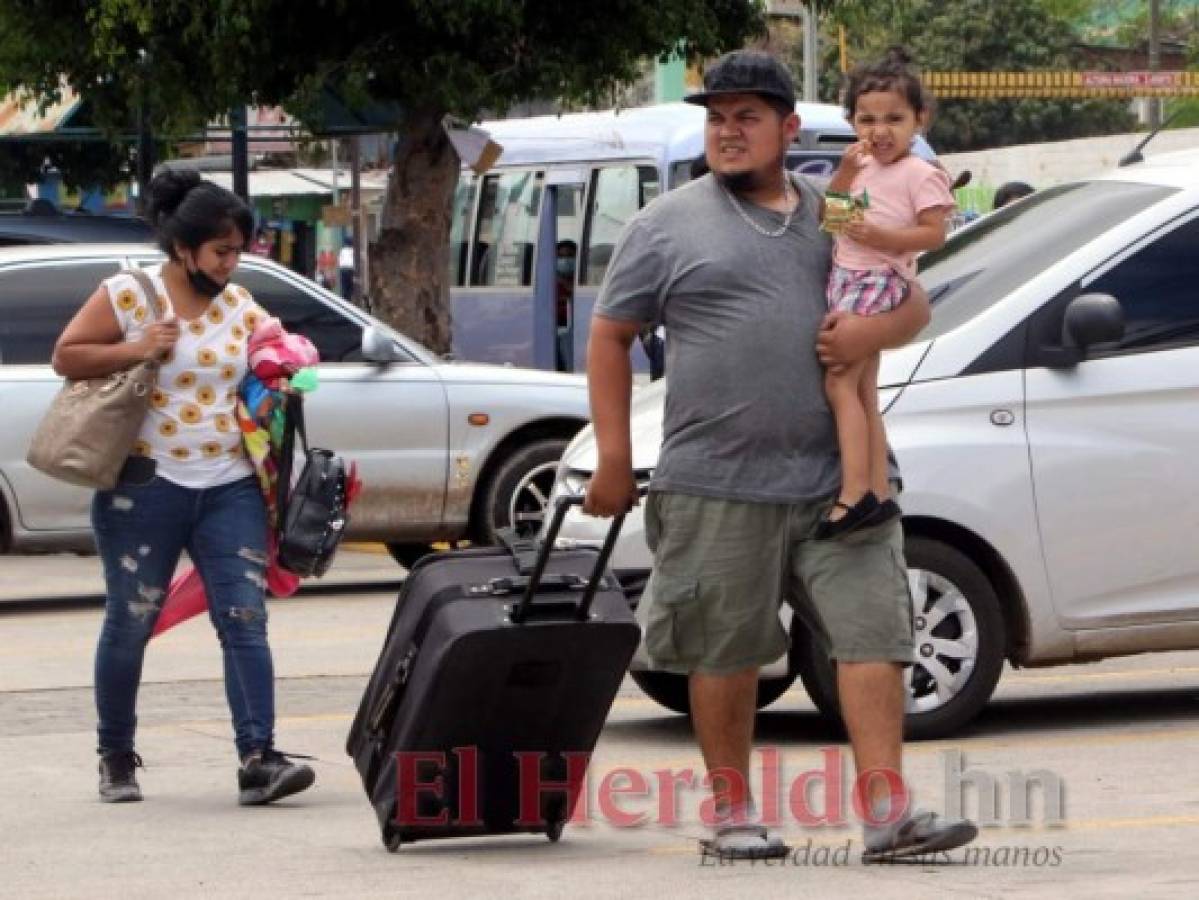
[276,392,350,577]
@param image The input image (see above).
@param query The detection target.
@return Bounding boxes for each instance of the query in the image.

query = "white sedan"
[0,245,590,565]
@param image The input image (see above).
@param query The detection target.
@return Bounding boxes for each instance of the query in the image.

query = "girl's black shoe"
[814,491,881,540]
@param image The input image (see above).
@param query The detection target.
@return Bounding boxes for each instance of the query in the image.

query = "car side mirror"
[361,325,406,365]
[1044,293,1125,368]
[1064,293,1124,352]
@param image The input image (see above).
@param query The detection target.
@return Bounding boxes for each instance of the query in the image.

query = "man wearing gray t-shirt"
[584,50,977,863]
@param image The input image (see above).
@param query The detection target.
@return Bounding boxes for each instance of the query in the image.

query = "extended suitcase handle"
[510,494,626,625]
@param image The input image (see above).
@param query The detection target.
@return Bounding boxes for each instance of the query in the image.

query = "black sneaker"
[237,748,315,806]
[98,750,144,803]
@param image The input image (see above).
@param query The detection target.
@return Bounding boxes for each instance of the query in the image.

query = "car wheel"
[630,669,797,715]
[794,536,1006,740]
[474,438,568,545]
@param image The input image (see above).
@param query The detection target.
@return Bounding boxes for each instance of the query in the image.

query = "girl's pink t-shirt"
[832,154,955,279]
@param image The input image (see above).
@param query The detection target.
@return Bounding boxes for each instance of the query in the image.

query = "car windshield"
[918,180,1178,340]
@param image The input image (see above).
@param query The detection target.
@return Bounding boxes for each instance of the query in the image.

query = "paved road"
[4,557,1199,898]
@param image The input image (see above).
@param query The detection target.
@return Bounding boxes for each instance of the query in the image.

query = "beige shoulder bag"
[26,268,162,490]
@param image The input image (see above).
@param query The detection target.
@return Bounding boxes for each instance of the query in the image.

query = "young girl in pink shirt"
[816,48,955,539]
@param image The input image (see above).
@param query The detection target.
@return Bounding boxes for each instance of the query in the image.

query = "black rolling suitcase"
[347,497,640,851]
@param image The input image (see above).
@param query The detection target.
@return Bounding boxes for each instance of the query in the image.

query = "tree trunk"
[369,107,458,356]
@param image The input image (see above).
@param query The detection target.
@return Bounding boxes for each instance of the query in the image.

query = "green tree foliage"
[74,0,768,126]
[1109,0,1199,128]
[822,0,1137,151]
[1110,0,1199,47]
[0,0,765,351]
[1038,0,1101,24]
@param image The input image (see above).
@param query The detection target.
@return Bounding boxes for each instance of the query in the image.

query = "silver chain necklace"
[720,173,796,238]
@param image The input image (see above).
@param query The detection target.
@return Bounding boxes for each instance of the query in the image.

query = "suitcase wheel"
[546,819,564,843]
[382,824,403,853]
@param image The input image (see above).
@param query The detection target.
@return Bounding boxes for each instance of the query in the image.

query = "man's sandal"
[700,824,790,860]
[861,810,978,863]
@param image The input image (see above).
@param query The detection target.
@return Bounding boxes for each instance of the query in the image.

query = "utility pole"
[1148,0,1162,129]
[230,105,249,202]
[764,3,817,99]
[135,99,154,217]
[350,136,364,306]
[134,49,154,217]
[330,139,340,208]
[801,2,819,101]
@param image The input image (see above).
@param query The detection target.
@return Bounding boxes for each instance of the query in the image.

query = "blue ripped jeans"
[92,473,274,759]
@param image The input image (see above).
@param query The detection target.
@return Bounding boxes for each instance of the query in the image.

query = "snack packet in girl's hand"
[822,190,870,236]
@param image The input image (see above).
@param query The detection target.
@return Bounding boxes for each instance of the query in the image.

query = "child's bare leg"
[857,353,890,500]
[824,360,871,521]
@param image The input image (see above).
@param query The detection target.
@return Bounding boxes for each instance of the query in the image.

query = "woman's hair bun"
[884,46,915,68]
[146,168,202,229]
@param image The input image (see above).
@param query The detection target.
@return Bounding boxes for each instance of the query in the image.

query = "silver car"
[0,244,590,564]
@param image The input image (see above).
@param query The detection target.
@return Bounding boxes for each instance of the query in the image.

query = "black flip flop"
[814,491,881,540]
[865,497,902,528]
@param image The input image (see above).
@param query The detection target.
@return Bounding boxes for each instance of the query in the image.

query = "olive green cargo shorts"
[639,491,914,675]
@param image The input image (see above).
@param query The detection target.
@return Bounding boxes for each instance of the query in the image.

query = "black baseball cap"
[684,50,797,109]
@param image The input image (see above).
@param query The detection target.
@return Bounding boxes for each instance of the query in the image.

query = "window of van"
[556,184,585,320]
[449,175,478,288]
[583,165,659,286]
[918,180,1177,341]
[473,170,543,287]
[556,183,585,260]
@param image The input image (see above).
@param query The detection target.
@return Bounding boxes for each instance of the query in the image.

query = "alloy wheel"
[906,567,979,714]
[507,460,560,538]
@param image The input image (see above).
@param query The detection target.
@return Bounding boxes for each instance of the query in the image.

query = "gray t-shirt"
[595,173,841,504]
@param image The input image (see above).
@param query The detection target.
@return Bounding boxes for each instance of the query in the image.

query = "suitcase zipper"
[397,644,417,684]
[369,642,418,735]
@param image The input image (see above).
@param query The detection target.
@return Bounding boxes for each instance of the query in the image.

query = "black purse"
[276,392,350,577]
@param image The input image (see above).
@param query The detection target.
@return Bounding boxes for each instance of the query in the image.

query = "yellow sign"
[925,71,1199,99]
[322,204,351,227]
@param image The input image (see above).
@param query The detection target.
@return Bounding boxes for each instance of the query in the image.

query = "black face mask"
[186,263,226,299]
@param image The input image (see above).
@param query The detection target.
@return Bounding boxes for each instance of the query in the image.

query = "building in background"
[199,167,387,283]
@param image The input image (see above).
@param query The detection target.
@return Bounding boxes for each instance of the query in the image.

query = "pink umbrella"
[150,461,360,637]
[151,532,300,636]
